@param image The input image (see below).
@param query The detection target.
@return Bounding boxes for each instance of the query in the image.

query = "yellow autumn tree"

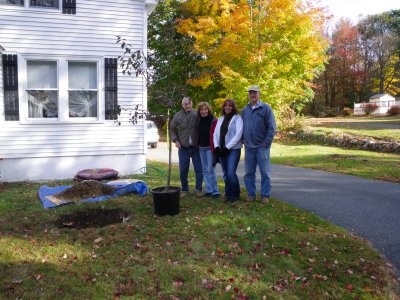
[177,0,329,111]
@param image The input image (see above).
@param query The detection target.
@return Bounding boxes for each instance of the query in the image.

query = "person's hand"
[175,141,181,148]
[221,146,229,156]
[212,153,219,167]
[214,146,221,155]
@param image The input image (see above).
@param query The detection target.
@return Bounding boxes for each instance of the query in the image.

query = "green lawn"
[271,140,400,183]
[269,116,400,183]
[0,164,398,299]
[304,116,400,141]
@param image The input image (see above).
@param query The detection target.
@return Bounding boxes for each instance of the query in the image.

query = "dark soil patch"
[54,208,131,229]
[54,180,116,201]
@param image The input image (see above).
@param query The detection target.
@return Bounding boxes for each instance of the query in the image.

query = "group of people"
[170,85,276,204]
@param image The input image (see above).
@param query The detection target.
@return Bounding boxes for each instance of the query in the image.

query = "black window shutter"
[104,58,118,120]
[2,54,19,121]
[62,0,76,14]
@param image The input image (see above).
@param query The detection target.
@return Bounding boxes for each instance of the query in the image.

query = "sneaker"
[180,191,188,198]
[212,194,221,199]
[204,193,213,197]
[195,190,203,197]
[261,197,270,204]
[246,196,256,202]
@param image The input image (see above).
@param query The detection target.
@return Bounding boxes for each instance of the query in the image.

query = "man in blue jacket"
[241,85,276,203]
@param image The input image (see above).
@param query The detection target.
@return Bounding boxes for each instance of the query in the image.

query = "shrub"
[277,106,304,132]
[387,105,400,116]
[364,103,378,115]
[342,107,353,116]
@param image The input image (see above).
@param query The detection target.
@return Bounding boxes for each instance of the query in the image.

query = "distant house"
[0,0,158,182]
[354,93,399,115]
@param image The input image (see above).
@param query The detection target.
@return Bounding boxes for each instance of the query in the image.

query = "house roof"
[369,93,394,99]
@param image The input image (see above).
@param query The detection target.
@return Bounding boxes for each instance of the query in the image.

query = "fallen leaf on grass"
[34,274,44,280]
[201,279,214,290]
[273,279,288,292]
[313,274,328,281]
[94,237,103,243]
[173,279,184,288]
[12,279,22,284]
[280,249,291,256]
[346,284,353,292]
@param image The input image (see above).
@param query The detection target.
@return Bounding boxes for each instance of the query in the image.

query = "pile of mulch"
[54,180,116,201]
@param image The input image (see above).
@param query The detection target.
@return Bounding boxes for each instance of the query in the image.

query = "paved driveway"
[147,143,400,276]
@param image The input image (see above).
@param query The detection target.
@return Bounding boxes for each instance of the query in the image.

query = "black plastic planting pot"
[151,186,181,216]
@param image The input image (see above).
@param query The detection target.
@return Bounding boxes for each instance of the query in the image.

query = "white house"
[0,0,157,182]
[354,93,399,115]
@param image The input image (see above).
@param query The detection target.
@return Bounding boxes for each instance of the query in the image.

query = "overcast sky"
[319,0,400,24]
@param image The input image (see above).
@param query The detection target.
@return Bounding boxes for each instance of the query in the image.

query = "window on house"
[30,0,59,8]
[0,0,24,6]
[27,60,58,118]
[24,58,99,121]
[68,62,98,118]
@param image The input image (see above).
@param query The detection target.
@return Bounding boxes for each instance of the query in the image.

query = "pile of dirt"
[54,180,116,201]
[54,208,131,229]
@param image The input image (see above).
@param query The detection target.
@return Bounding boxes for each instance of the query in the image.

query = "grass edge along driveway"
[271,138,400,183]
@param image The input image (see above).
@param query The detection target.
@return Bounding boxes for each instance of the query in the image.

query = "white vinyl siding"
[0,123,145,158]
[0,54,3,120]
[0,0,149,181]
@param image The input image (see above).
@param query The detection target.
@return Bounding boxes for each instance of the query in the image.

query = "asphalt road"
[147,143,400,276]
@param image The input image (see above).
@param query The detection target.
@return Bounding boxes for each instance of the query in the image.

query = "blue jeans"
[219,148,241,201]
[178,146,203,192]
[199,146,220,195]
[244,146,271,198]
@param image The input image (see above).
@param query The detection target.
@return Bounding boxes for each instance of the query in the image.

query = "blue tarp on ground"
[39,179,148,209]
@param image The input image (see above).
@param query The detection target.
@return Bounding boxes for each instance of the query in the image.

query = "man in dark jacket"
[170,97,203,196]
[241,86,276,204]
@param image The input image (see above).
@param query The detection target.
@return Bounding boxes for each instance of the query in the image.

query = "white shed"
[0,0,157,182]
[369,94,396,114]
[354,93,399,115]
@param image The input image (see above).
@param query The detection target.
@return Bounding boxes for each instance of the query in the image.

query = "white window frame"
[0,0,24,7]
[0,0,62,13]
[18,54,105,124]
[29,0,60,10]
